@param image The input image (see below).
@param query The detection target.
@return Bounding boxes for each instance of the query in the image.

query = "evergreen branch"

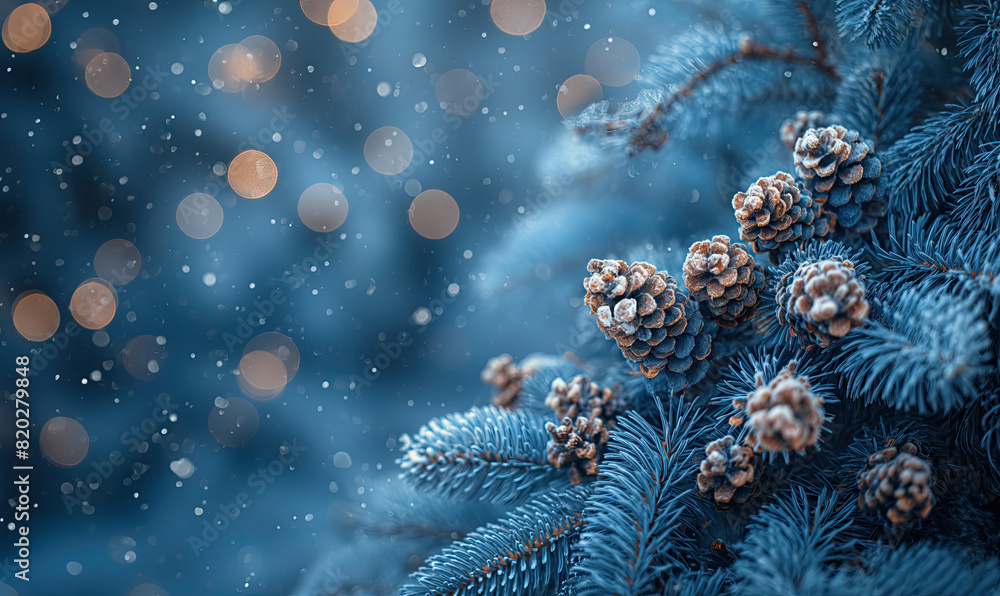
[835,0,925,48]
[798,0,830,61]
[869,216,1000,297]
[958,0,1000,115]
[884,102,998,215]
[833,53,926,148]
[397,406,564,503]
[731,487,864,595]
[948,143,1000,238]
[578,32,838,156]
[834,288,991,414]
[402,483,590,596]
[571,398,703,595]
[830,543,1000,595]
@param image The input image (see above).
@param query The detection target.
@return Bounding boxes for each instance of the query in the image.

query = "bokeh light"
[556,74,603,118]
[84,52,132,98]
[121,335,167,380]
[585,37,641,87]
[12,290,60,342]
[69,278,118,330]
[329,0,377,43]
[130,582,169,596]
[239,350,288,400]
[176,192,224,239]
[40,417,90,467]
[73,27,119,68]
[301,0,359,26]
[209,397,260,447]
[233,35,281,83]
[298,183,349,232]
[409,190,460,239]
[435,69,484,116]
[208,44,248,93]
[3,3,50,53]
[490,0,546,36]
[94,238,141,285]
[244,332,300,381]
[364,126,413,175]
[228,150,278,199]
[0,583,18,596]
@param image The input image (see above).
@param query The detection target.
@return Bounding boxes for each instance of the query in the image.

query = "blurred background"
[0,0,794,593]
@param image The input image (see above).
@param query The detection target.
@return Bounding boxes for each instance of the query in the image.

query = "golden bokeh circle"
[94,238,141,285]
[585,37,641,87]
[73,27,119,69]
[228,150,278,199]
[2,3,51,53]
[69,278,118,330]
[209,396,260,447]
[556,74,603,118]
[300,0,360,26]
[364,126,413,175]
[435,69,484,116]
[298,183,349,232]
[239,350,288,399]
[121,335,166,381]
[409,190,460,240]
[244,332,300,381]
[208,44,248,93]
[85,52,132,99]
[233,35,281,83]
[12,290,60,342]
[490,0,546,36]
[176,192,224,239]
[329,0,377,43]
[40,417,90,467]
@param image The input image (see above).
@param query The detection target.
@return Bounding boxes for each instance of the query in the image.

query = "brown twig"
[797,1,828,62]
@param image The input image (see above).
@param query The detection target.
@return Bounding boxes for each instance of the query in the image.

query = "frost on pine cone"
[583,259,712,387]
[858,441,935,530]
[545,415,608,485]
[732,172,833,264]
[682,235,765,329]
[480,354,526,409]
[776,257,869,349]
[545,375,620,424]
[734,362,824,453]
[696,435,759,507]
[780,110,828,151]
[793,125,886,233]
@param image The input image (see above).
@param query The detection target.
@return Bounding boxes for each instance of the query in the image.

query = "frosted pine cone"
[584,259,712,385]
[794,125,886,233]
[545,415,609,485]
[683,235,765,329]
[480,354,526,409]
[736,362,824,453]
[696,435,758,506]
[732,172,833,264]
[776,257,869,349]
[858,441,934,529]
[545,375,619,424]
[780,110,828,150]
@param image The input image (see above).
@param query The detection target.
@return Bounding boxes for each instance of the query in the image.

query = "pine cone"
[732,172,833,264]
[735,361,824,453]
[776,257,869,349]
[696,435,758,506]
[780,110,828,150]
[858,441,934,528]
[584,259,712,383]
[683,235,765,329]
[545,415,609,485]
[545,375,619,424]
[480,354,526,409]
[794,125,886,233]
